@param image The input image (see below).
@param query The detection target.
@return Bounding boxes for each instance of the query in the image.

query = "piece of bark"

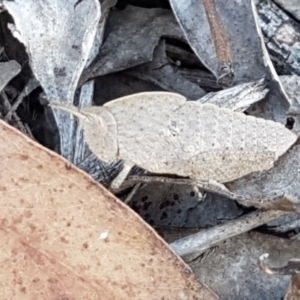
[0,117,219,300]
[80,5,185,84]
[126,40,206,99]
[256,0,300,76]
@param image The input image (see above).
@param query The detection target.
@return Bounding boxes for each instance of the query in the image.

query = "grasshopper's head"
[51,103,118,162]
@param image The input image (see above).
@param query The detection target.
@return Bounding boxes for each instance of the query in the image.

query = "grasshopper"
[50,92,297,190]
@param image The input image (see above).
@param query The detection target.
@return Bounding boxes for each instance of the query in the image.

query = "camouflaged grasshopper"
[50,92,297,189]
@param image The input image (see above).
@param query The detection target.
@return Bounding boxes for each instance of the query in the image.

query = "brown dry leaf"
[0,119,218,299]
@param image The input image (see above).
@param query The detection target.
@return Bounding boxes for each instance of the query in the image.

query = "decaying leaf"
[169,0,274,86]
[0,60,21,92]
[4,0,100,103]
[0,118,218,299]
[50,91,297,188]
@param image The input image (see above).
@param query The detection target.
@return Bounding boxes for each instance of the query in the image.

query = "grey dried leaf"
[246,79,291,127]
[80,6,185,84]
[0,60,21,92]
[198,79,268,112]
[56,1,120,183]
[4,0,101,103]
[125,40,206,100]
[188,231,299,300]
[129,182,242,228]
[273,0,300,22]
[94,72,164,105]
[226,144,300,210]
[50,92,297,186]
[169,0,274,86]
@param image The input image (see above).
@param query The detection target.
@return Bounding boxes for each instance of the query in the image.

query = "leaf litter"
[2,0,300,299]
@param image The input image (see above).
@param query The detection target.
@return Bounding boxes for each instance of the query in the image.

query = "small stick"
[5,77,40,121]
[124,182,142,204]
[202,0,235,86]
[0,91,34,138]
[127,175,233,198]
[111,162,134,190]
[170,210,290,257]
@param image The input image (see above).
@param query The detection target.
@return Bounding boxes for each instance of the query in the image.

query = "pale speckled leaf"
[50,92,297,184]
[0,118,218,300]
[4,0,101,103]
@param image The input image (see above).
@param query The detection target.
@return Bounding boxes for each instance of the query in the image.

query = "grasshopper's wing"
[153,102,297,182]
